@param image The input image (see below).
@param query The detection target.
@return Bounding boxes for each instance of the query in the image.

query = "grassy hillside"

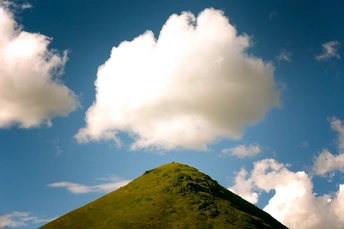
[40,162,288,229]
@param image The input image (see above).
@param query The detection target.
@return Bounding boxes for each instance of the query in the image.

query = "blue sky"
[0,0,343,228]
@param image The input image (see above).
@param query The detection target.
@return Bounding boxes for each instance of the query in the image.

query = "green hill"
[40,162,288,229]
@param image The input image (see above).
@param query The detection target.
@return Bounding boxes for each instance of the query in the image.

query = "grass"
[40,162,288,229]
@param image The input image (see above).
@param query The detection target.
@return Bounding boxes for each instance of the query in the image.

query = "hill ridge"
[40,162,288,229]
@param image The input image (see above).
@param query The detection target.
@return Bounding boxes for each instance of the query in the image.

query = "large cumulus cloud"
[230,118,344,228]
[76,8,282,150]
[0,5,78,128]
[229,159,344,229]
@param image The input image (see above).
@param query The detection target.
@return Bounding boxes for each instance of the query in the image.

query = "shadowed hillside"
[40,163,288,229]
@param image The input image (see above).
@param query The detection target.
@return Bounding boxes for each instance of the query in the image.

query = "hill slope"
[40,162,288,229]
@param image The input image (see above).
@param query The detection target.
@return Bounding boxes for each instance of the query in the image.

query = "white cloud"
[313,117,344,176]
[221,143,261,158]
[76,8,282,150]
[313,149,344,176]
[0,212,55,228]
[47,176,131,194]
[316,41,341,61]
[0,4,79,128]
[229,159,344,229]
[277,50,292,62]
[228,168,258,203]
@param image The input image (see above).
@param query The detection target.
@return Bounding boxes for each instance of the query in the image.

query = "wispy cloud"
[330,117,344,152]
[20,3,32,10]
[316,41,341,61]
[221,143,261,158]
[47,138,63,156]
[47,176,131,194]
[277,50,292,62]
[0,0,31,11]
[269,10,278,20]
[297,141,310,148]
[0,212,55,228]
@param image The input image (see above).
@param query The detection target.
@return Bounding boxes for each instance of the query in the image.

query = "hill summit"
[40,162,288,229]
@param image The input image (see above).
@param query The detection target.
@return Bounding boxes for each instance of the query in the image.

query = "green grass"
[40,162,288,229]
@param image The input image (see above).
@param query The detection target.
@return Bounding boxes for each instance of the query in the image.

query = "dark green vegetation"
[41,163,288,229]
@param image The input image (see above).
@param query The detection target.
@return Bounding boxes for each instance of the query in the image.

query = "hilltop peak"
[41,163,287,229]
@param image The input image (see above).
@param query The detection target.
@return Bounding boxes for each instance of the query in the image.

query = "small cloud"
[297,141,310,148]
[313,117,344,176]
[313,149,344,176]
[269,10,278,20]
[20,3,32,10]
[329,117,344,153]
[221,143,261,158]
[316,41,341,61]
[47,177,131,194]
[0,212,55,228]
[54,145,63,156]
[277,50,292,62]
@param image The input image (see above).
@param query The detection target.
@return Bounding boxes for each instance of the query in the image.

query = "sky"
[0,0,343,228]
